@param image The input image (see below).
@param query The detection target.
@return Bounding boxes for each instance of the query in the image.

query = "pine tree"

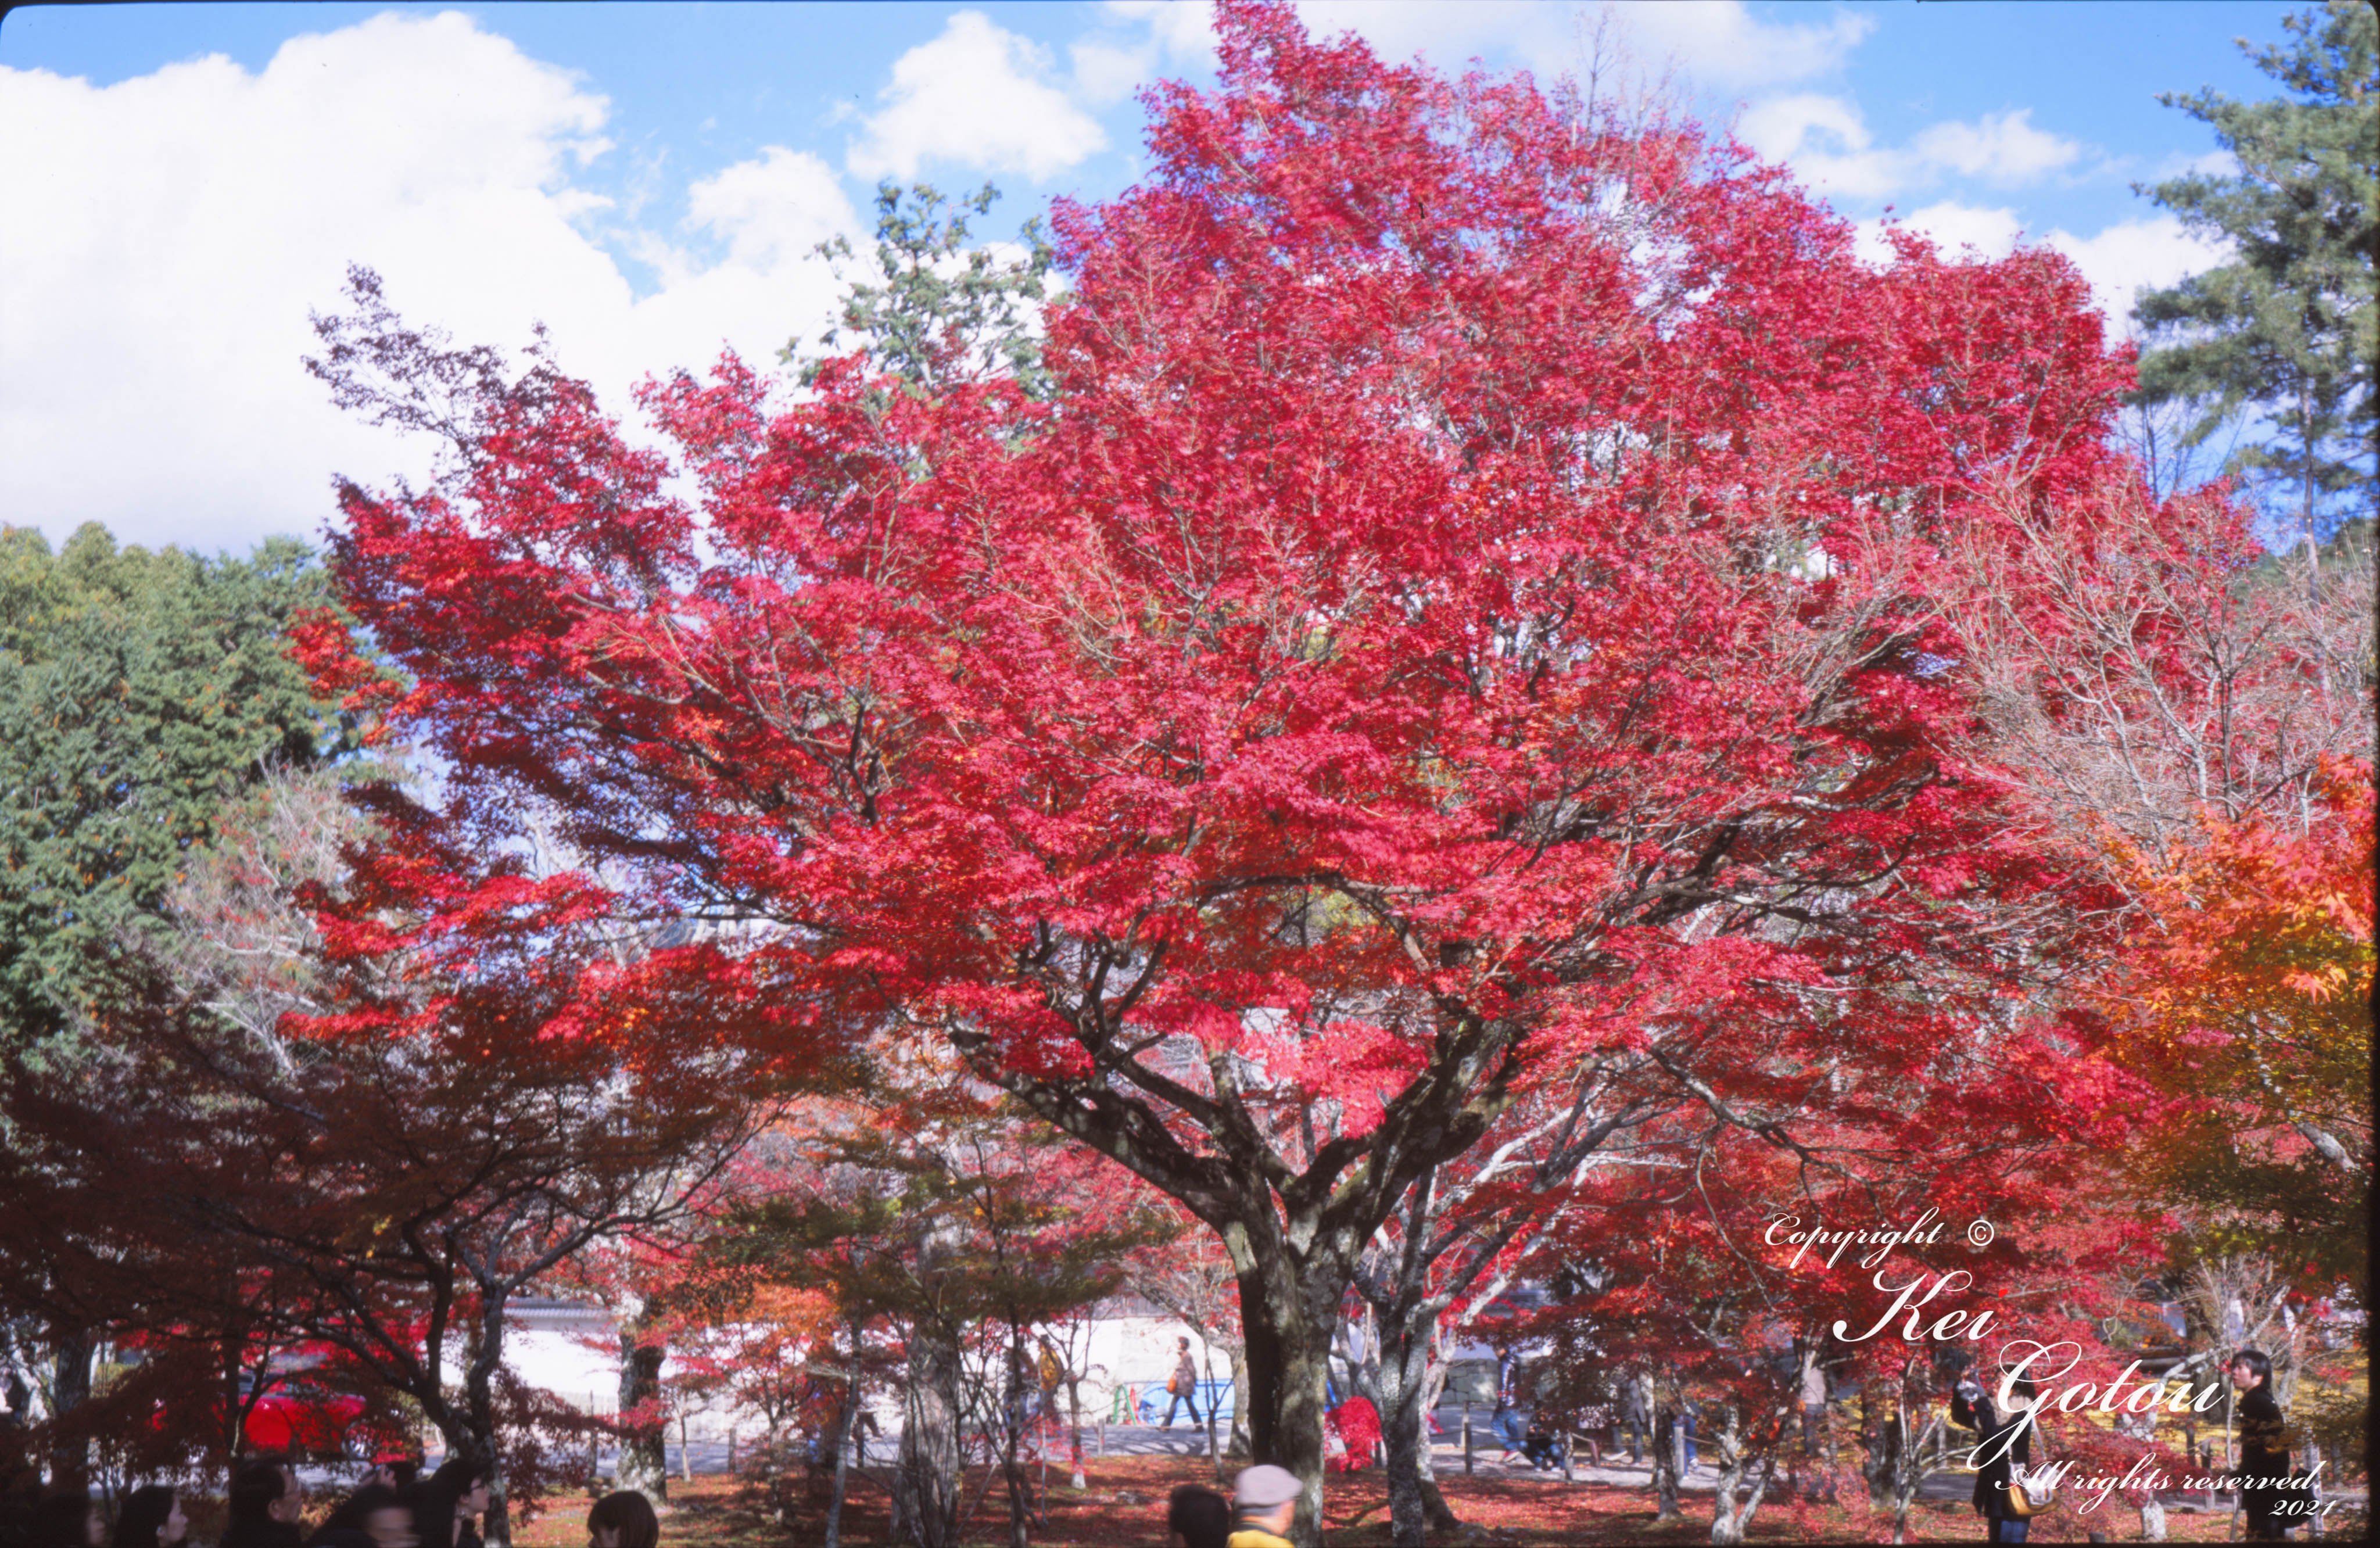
[2131,0,2378,539]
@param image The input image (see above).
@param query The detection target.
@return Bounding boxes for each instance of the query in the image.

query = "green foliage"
[786,181,1058,400]
[0,522,357,1045]
[2131,0,2378,536]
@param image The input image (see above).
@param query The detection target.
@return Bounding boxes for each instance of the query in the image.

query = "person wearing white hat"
[1226,1464,1302,1548]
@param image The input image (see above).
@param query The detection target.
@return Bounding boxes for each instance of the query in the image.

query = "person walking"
[112,1488,187,1548]
[1161,1338,1203,1429]
[1952,1363,2042,1545]
[1489,1397,1528,1464]
[2231,1348,2299,1540]
[1616,1371,1649,1465]
[1224,1465,1300,1548]
[1035,1336,1066,1424]
[1799,1354,1830,1459]
[1571,1386,1610,1469]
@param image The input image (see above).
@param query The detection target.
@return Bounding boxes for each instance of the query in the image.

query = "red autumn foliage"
[300,2,2166,1524]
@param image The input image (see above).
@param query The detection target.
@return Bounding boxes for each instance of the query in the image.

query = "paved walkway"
[399,1410,2363,1524]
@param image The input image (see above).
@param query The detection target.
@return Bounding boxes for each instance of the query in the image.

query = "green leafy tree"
[0,522,357,1049]
[2131,0,2378,539]
[784,181,1057,402]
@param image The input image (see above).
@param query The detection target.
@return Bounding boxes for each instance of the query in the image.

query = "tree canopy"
[299,5,2160,1535]
[2132,0,2378,537]
[0,522,359,1048]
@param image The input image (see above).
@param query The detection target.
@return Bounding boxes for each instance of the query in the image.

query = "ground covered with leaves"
[506,1463,2350,1546]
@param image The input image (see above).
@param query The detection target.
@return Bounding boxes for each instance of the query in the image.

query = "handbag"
[2003,1407,2053,1520]
[2005,1461,2055,1518]
[1164,1374,1180,1395]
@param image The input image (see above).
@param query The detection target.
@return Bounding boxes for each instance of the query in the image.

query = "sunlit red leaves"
[296,3,2162,1250]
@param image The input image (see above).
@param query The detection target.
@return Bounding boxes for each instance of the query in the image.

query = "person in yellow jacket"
[1225,1465,1301,1548]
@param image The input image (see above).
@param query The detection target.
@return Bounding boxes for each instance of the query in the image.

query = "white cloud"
[1854,203,2232,336]
[846,11,1106,182]
[1099,0,1219,67]
[2044,215,2233,337]
[1738,93,1905,199]
[683,147,853,274]
[1621,1,1872,89]
[1740,95,2087,201]
[1285,1,1868,87]
[1856,199,2027,264]
[1910,109,2079,186]
[0,11,859,556]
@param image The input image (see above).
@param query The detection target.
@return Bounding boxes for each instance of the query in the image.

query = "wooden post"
[1463,1403,1474,1476]
[1561,1429,1573,1482]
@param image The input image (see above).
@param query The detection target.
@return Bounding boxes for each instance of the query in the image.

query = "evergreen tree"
[2131,0,2377,539]
[0,522,360,1047]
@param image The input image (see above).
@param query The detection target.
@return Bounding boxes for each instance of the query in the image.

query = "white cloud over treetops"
[1856,203,2234,336]
[0,10,860,556]
[1740,95,2086,200]
[845,10,1107,181]
[1291,1,1870,90]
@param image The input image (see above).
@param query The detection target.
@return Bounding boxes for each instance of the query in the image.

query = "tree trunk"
[823,1331,863,1548]
[1414,1354,1458,1531]
[1225,1343,1253,1459]
[1652,1389,1683,1522]
[1234,1261,1335,1548]
[48,1328,92,1487]
[1372,1299,1453,1546]
[894,1317,962,1548]
[1708,1402,1779,1545]
[457,1293,515,1548]
[2139,1493,2168,1541]
[1001,1329,1033,1548]
[616,1324,668,1501]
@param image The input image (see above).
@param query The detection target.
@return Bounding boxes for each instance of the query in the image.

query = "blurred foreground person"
[584,1493,655,1548]
[1225,1466,1299,1548]
[31,1493,102,1548]
[1166,1485,1228,1548]
[112,1489,186,1548]
[428,1462,486,1548]
[221,1457,304,1548]
[307,1484,413,1548]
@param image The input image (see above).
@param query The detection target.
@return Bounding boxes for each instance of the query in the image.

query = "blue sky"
[1,1,2302,556]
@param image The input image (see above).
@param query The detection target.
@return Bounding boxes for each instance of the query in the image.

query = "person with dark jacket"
[1952,1367,2040,1545]
[395,1481,457,1548]
[221,1457,305,1548]
[1616,1373,1649,1464]
[426,1461,485,1548]
[111,1488,186,1548]
[30,1494,102,1548]
[2230,1348,2299,1540]
[307,1484,411,1548]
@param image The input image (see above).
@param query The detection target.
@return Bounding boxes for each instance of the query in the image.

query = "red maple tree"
[302,3,2150,1530]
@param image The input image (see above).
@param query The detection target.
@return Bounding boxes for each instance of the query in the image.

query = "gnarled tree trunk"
[616,1318,668,1501]
[1708,1400,1780,1545]
[894,1316,962,1548]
